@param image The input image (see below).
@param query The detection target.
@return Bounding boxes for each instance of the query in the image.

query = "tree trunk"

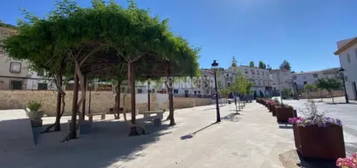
[128,62,138,136]
[54,74,63,131]
[168,81,175,126]
[69,72,79,139]
[81,74,87,120]
[88,82,92,116]
[166,65,175,126]
[118,83,122,119]
[331,91,335,104]
[148,80,151,111]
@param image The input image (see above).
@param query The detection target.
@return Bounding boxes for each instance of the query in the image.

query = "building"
[0,25,31,90]
[292,68,341,91]
[270,69,294,95]
[335,37,357,100]
[237,65,272,96]
[0,25,55,90]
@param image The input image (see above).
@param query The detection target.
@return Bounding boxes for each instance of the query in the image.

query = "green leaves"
[4,0,199,80]
[316,78,341,92]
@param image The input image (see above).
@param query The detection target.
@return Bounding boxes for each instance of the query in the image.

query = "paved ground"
[284,97,357,156]
[1,100,356,168]
[0,110,35,152]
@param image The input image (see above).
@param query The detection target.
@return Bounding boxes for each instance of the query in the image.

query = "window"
[137,89,143,93]
[347,53,351,63]
[313,74,318,78]
[10,62,22,73]
[37,83,48,90]
[10,80,23,90]
[174,89,179,94]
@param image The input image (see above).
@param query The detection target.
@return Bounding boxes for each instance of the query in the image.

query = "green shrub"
[27,101,41,111]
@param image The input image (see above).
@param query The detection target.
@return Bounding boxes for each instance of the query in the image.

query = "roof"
[334,37,357,55]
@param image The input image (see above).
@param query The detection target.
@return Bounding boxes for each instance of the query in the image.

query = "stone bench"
[138,110,166,126]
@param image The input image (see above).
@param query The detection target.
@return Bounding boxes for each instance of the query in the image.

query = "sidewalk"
[1,103,297,168]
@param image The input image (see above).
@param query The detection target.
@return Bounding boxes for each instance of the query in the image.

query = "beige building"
[0,26,31,90]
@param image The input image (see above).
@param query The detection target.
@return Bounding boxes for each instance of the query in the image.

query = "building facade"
[292,68,341,90]
[270,69,294,95]
[0,26,32,90]
[335,37,357,100]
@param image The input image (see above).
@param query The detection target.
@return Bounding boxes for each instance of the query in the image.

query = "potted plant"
[336,153,357,168]
[25,101,44,127]
[289,101,345,160]
[275,104,297,123]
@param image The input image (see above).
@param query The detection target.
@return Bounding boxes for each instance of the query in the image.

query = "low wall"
[0,90,213,116]
[299,90,345,99]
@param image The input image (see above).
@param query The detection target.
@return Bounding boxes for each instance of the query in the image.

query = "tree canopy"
[280,60,291,71]
[249,61,255,67]
[258,61,266,69]
[4,0,199,79]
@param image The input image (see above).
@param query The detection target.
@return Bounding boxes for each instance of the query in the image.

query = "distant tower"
[232,56,237,67]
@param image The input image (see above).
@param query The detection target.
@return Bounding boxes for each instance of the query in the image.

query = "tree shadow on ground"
[222,113,240,122]
[0,118,171,168]
[325,102,357,105]
[180,122,218,140]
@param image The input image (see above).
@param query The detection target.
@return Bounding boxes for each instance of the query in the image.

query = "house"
[335,37,357,100]
[0,25,31,90]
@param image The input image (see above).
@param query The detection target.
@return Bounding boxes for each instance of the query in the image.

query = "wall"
[0,90,213,116]
[299,90,345,99]
[337,41,357,100]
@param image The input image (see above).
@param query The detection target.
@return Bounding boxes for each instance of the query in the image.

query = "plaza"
[1,98,356,168]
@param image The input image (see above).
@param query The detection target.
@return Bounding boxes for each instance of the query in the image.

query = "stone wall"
[299,90,345,99]
[0,90,213,116]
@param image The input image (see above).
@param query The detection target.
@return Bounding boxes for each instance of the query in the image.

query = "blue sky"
[1,0,356,72]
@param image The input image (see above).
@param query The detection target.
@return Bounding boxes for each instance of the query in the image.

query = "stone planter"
[30,119,43,127]
[293,124,346,160]
[276,106,297,123]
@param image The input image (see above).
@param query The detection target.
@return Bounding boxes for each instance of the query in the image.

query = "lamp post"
[339,68,349,104]
[212,60,221,122]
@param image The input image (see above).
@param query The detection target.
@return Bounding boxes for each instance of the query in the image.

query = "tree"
[316,78,342,104]
[304,84,317,99]
[249,61,255,67]
[280,60,291,71]
[5,0,199,139]
[258,61,266,69]
[281,88,293,99]
[231,56,238,67]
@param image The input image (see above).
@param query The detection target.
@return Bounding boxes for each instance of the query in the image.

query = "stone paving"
[0,100,355,168]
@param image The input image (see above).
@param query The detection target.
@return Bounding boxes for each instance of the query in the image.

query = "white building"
[238,65,272,96]
[335,37,357,100]
[270,69,294,95]
[292,68,340,90]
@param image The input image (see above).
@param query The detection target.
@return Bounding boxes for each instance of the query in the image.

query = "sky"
[0,0,356,72]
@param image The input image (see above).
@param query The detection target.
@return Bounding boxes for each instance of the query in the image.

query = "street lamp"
[339,68,349,104]
[212,60,221,122]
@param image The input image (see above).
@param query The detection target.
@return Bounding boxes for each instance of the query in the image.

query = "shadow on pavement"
[280,150,338,168]
[1,119,171,168]
[180,122,218,140]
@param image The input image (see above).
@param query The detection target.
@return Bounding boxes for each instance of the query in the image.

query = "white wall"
[337,40,357,100]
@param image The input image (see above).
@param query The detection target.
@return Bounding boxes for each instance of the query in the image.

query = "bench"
[138,110,166,126]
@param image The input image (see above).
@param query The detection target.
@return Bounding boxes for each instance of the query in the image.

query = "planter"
[276,106,296,123]
[293,124,346,160]
[271,105,277,116]
[30,119,43,127]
